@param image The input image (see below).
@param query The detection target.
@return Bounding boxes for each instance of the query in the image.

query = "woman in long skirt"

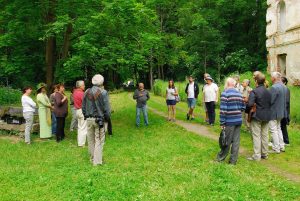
[36,83,52,139]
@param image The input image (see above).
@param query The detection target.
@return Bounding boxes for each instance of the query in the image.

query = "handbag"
[219,128,228,148]
[175,95,180,103]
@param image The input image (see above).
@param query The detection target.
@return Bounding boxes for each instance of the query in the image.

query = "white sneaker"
[268,142,273,147]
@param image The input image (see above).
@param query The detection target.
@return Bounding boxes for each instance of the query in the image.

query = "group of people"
[21,74,111,166]
[132,71,291,165]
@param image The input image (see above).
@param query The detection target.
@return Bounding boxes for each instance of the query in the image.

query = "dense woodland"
[0,0,267,89]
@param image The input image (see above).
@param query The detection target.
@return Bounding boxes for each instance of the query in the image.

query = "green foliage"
[0,87,22,106]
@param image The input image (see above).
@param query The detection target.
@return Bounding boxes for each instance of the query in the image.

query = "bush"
[0,87,22,106]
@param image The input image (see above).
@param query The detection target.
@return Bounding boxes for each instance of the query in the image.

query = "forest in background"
[0,0,267,89]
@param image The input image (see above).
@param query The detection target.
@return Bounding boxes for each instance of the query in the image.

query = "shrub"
[0,87,22,106]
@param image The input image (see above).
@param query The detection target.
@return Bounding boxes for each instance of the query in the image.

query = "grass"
[0,92,300,200]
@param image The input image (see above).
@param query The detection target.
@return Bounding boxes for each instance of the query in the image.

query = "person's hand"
[139,93,143,97]
[221,125,225,130]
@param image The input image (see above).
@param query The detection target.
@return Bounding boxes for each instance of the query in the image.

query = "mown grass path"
[0,92,299,201]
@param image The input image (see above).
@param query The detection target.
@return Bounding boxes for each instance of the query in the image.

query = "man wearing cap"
[73,80,87,147]
[203,76,219,125]
[185,76,199,120]
[82,74,111,166]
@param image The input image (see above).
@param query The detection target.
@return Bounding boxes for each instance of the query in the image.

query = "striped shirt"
[220,88,245,126]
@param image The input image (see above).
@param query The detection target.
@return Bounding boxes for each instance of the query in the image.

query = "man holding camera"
[82,74,111,166]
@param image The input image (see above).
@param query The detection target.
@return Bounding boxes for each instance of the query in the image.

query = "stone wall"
[266,0,300,84]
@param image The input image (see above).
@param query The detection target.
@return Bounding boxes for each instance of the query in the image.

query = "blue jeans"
[136,105,149,126]
[51,112,57,135]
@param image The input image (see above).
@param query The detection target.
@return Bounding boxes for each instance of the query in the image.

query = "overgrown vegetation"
[0,87,22,106]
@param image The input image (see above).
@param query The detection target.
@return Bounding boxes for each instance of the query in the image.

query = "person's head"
[51,85,58,93]
[242,79,250,88]
[281,76,288,85]
[92,74,104,86]
[76,80,85,90]
[224,77,236,89]
[203,73,210,79]
[56,84,65,93]
[271,71,282,83]
[188,75,194,83]
[233,75,240,83]
[253,71,261,81]
[205,76,213,84]
[138,83,144,90]
[168,80,175,89]
[22,86,32,95]
[255,73,266,86]
[37,83,47,94]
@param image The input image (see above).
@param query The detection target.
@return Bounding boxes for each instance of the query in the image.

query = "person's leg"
[269,120,280,153]
[143,105,149,126]
[277,119,285,151]
[86,119,95,162]
[23,112,33,144]
[56,117,62,142]
[212,101,216,124]
[250,119,262,160]
[217,126,234,162]
[281,118,289,144]
[205,102,212,124]
[62,117,66,139]
[136,107,141,126]
[51,112,56,135]
[261,121,269,158]
[93,125,105,166]
[229,125,241,164]
[77,109,87,146]
[167,104,171,120]
[172,105,176,120]
[70,107,77,131]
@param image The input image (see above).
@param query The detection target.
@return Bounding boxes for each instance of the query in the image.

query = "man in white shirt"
[185,76,199,120]
[203,76,219,125]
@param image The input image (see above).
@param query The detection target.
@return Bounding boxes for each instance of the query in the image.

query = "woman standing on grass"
[54,84,68,142]
[36,83,53,139]
[21,86,36,144]
[50,85,58,136]
[166,80,178,121]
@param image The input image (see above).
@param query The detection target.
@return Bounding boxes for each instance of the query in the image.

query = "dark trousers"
[56,117,66,142]
[217,125,241,164]
[281,118,289,144]
[205,101,216,124]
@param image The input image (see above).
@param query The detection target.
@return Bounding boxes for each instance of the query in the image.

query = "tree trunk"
[45,0,57,89]
[149,49,154,90]
[61,23,72,60]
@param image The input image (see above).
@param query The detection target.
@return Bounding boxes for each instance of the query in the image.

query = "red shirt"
[73,89,85,109]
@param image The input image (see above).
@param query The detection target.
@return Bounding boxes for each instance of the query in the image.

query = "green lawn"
[0,92,299,201]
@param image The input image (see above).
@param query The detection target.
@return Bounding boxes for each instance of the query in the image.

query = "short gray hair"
[271,72,282,80]
[224,77,236,89]
[76,80,85,88]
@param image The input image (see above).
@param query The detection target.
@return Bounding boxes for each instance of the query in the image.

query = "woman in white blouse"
[21,86,36,144]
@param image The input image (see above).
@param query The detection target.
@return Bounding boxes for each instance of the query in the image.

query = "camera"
[95,117,104,128]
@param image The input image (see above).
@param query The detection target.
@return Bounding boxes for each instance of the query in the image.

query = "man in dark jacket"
[280,77,290,145]
[185,75,199,120]
[269,72,286,153]
[82,74,111,166]
[247,74,272,161]
[133,83,150,127]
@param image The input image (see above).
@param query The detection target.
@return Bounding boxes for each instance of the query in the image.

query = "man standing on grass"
[82,74,111,166]
[247,74,271,161]
[185,75,199,120]
[269,72,286,154]
[133,83,150,127]
[73,80,87,147]
[216,77,245,165]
